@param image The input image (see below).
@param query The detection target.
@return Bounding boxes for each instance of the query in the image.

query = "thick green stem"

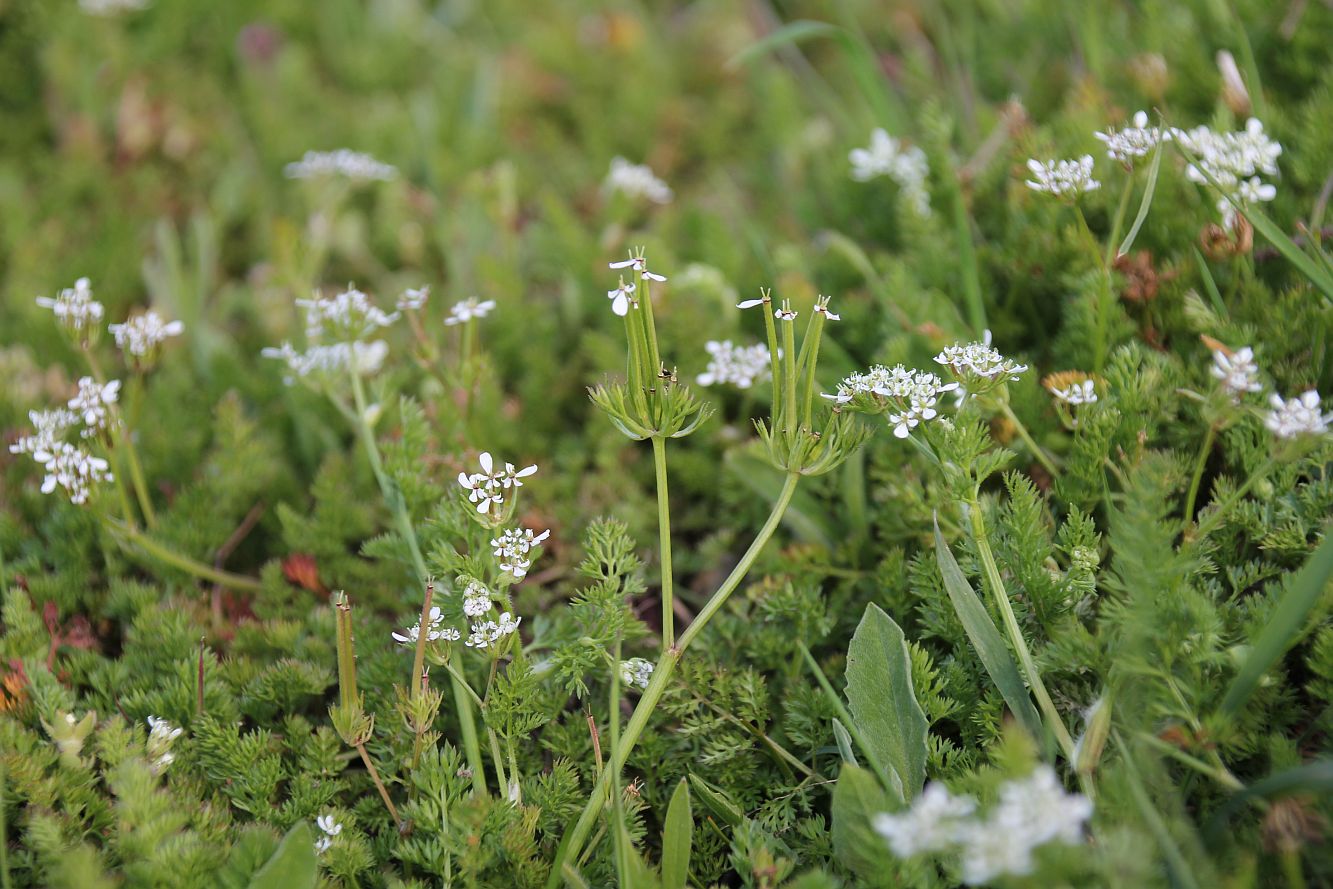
[544,472,801,887]
[651,436,675,649]
[348,369,488,796]
[111,520,260,591]
[967,500,1078,761]
[1183,422,1218,526]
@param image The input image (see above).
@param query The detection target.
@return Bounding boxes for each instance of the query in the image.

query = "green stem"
[1105,174,1136,268]
[780,317,798,436]
[110,520,260,591]
[1191,457,1275,541]
[651,436,675,649]
[489,729,509,798]
[1183,422,1218,525]
[85,348,157,528]
[348,369,487,796]
[967,500,1078,762]
[545,472,801,887]
[998,403,1060,478]
[357,743,402,827]
[1073,206,1115,374]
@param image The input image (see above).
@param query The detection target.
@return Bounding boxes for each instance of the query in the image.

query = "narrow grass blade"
[831,717,859,767]
[1191,247,1229,319]
[687,774,743,828]
[1238,201,1333,303]
[933,518,1044,739]
[1219,529,1333,717]
[725,20,840,70]
[661,779,692,889]
[1117,141,1163,259]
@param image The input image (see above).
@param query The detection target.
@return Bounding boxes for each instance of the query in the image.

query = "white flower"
[109,311,184,358]
[609,255,667,283]
[316,814,343,837]
[604,157,673,204]
[825,365,959,438]
[284,149,397,182]
[464,590,493,618]
[261,340,389,384]
[34,442,114,505]
[1174,118,1281,228]
[873,783,976,859]
[1051,379,1098,405]
[68,377,121,436]
[295,287,399,342]
[36,278,104,332]
[736,296,767,310]
[440,627,462,642]
[397,286,430,311]
[465,612,522,649]
[607,281,636,317]
[1265,390,1330,439]
[774,299,798,322]
[145,716,182,774]
[456,452,538,514]
[1024,155,1101,197]
[849,128,932,215]
[954,766,1091,883]
[1210,346,1262,400]
[79,0,148,15]
[1094,111,1169,164]
[492,528,551,579]
[620,658,654,689]
[934,340,1028,382]
[696,340,772,389]
[443,297,497,326]
[391,606,445,645]
[9,409,79,458]
[314,836,333,855]
[814,295,841,321]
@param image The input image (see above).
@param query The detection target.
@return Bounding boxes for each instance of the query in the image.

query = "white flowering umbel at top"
[284,149,398,182]
[1024,155,1101,198]
[1095,110,1170,166]
[262,284,401,386]
[1173,118,1281,230]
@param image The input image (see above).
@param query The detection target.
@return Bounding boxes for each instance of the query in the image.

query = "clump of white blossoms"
[109,311,184,363]
[36,277,104,335]
[284,149,397,182]
[935,338,1028,385]
[492,528,551,580]
[35,444,114,505]
[1050,378,1098,405]
[314,814,343,854]
[825,365,959,439]
[443,296,497,327]
[875,767,1092,886]
[396,286,430,311]
[261,341,390,384]
[609,255,667,283]
[8,408,78,458]
[849,128,932,216]
[620,657,654,690]
[696,340,773,389]
[1172,118,1281,228]
[69,377,121,437]
[1094,110,1170,165]
[1024,155,1100,197]
[391,606,449,646]
[145,716,182,774]
[1264,390,1330,439]
[1210,346,1262,401]
[463,582,494,618]
[604,157,673,205]
[9,398,116,506]
[79,0,148,15]
[264,285,401,384]
[465,611,521,650]
[296,286,400,341]
[457,452,538,514]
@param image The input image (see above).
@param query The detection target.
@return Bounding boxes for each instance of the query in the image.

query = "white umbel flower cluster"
[457,452,538,514]
[604,157,673,205]
[1050,379,1098,405]
[296,286,400,341]
[35,444,114,505]
[36,278,104,333]
[261,340,390,383]
[314,813,343,854]
[391,606,448,645]
[463,582,494,617]
[109,311,184,360]
[1094,110,1170,164]
[145,716,183,773]
[620,657,654,690]
[396,286,430,311]
[492,528,551,580]
[934,339,1028,383]
[284,149,397,182]
[696,340,773,389]
[443,297,497,326]
[8,409,79,458]
[1173,118,1281,228]
[824,365,959,439]
[9,385,121,506]
[69,377,121,436]
[79,0,149,15]
[465,611,521,649]
[1210,346,1263,401]
[265,285,401,385]
[874,767,1092,886]
[1024,155,1100,197]
[849,128,932,216]
[1264,390,1330,439]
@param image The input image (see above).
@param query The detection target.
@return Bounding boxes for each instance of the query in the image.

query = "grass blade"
[1117,141,1163,258]
[661,779,692,889]
[725,20,840,70]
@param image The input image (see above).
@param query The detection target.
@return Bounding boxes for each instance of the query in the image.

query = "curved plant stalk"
[108,519,261,592]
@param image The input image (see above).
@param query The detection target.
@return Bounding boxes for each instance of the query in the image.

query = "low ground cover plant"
[2,1,1332,887]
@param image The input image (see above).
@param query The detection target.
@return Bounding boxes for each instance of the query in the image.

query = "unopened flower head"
[1210,345,1262,400]
[1094,111,1169,164]
[9,409,79,458]
[295,286,399,342]
[69,377,121,436]
[1024,155,1100,197]
[620,657,654,689]
[849,128,932,215]
[36,278,105,335]
[465,611,521,649]
[492,527,551,579]
[284,149,397,182]
[1264,390,1330,439]
[109,311,184,362]
[391,606,446,645]
[457,452,538,515]
[696,340,772,389]
[1043,371,1099,406]
[443,297,496,326]
[609,254,667,283]
[873,783,977,859]
[826,364,959,439]
[396,286,430,311]
[604,157,673,205]
[261,340,389,384]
